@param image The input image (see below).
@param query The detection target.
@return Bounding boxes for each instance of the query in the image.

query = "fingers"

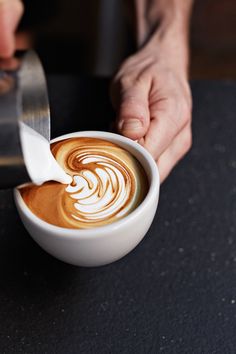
[111,76,151,141]
[0,0,24,58]
[110,56,192,183]
[157,124,192,183]
[0,57,19,70]
[141,95,191,160]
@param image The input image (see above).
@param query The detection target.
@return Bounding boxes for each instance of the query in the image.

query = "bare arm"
[132,0,193,42]
[132,0,193,70]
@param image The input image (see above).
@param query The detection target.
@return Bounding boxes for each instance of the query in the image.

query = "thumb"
[112,79,150,141]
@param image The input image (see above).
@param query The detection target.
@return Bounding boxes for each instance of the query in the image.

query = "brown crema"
[20,137,148,229]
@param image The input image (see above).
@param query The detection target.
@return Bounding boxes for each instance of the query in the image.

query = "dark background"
[17,0,236,78]
[1,77,236,354]
[1,1,236,353]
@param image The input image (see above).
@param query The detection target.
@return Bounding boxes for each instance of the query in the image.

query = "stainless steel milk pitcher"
[0,51,50,188]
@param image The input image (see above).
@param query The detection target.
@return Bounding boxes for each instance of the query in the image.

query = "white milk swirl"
[20,137,148,229]
[66,154,135,224]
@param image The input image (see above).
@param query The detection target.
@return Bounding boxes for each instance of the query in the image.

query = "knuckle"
[114,65,149,92]
[182,130,192,153]
[182,101,192,124]
[119,75,135,90]
[121,54,137,69]
[119,73,146,90]
[177,100,191,128]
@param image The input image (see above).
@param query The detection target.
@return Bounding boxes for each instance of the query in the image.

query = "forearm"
[126,0,194,74]
[130,0,193,45]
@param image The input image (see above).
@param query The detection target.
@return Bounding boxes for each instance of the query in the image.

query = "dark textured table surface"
[0,77,236,354]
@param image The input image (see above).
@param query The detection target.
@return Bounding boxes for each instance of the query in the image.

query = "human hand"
[111,34,192,183]
[0,0,24,58]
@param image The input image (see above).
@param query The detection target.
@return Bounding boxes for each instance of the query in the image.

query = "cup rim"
[15,131,160,238]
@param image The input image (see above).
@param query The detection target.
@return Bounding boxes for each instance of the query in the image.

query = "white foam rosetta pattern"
[66,155,135,223]
[52,137,147,228]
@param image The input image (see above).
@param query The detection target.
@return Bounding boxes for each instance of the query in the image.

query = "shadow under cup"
[14,131,160,267]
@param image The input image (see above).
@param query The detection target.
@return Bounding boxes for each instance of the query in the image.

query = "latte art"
[65,158,134,222]
[20,137,148,229]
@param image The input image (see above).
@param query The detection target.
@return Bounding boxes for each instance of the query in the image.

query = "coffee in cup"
[19,137,148,229]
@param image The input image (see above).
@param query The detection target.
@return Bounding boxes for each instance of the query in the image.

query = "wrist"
[134,1,192,77]
[149,21,190,76]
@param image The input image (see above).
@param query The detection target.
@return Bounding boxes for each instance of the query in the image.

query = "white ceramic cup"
[14,131,160,267]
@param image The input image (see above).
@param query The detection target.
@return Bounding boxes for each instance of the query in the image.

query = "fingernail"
[121,119,142,131]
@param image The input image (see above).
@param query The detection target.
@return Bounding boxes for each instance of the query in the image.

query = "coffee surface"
[20,137,148,229]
